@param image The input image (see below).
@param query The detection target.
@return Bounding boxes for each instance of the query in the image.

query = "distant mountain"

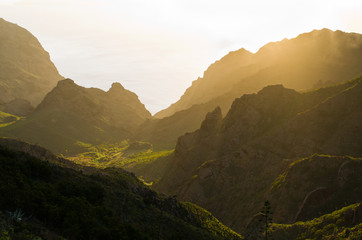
[0,18,62,107]
[0,79,152,154]
[145,29,362,149]
[0,138,242,240]
[156,29,362,119]
[153,77,362,232]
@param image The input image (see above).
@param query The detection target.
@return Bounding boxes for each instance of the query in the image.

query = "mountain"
[152,77,362,232]
[156,29,362,119]
[0,79,152,154]
[0,18,62,108]
[144,29,362,149]
[136,94,234,150]
[0,138,242,240]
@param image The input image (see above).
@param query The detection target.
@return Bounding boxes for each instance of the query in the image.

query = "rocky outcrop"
[0,18,62,107]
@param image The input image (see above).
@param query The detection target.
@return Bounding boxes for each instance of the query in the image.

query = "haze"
[0,0,361,114]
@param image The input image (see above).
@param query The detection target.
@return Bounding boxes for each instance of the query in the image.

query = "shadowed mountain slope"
[153,77,362,232]
[0,18,62,107]
[0,79,151,154]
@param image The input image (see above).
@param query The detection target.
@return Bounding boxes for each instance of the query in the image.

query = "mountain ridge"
[153,28,362,128]
[152,77,362,232]
[0,18,62,107]
[0,78,152,154]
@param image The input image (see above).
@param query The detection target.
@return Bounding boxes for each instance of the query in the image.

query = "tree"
[259,200,273,240]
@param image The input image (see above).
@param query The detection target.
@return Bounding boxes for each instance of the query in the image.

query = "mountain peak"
[200,106,222,133]
[57,78,75,85]
[257,84,298,96]
[108,82,126,93]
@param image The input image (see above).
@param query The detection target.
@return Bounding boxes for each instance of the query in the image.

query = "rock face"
[154,77,362,232]
[0,79,152,154]
[0,18,62,107]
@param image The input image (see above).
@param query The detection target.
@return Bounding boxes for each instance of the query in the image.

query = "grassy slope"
[67,141,173,184]
[0,111,20,128]
[269,203,362,240]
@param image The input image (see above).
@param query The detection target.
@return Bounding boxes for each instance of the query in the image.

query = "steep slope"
[268,203,362,240]
[149,29,362,150]
[136,93,234,150]
[0,79,151,154]
[155,48,254,118]
[269,155,362,224]
[0,18,62,107]
[153,77,362,232]
[0,138,242,240]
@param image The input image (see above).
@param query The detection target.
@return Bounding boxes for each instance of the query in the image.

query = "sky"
[0,0,361,114]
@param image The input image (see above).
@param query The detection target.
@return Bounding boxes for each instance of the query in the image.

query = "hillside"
[0,138,242,240]
[268,203,362,240]
[0,79,152,154]
[0,18,62,108]
[152,77,362,232]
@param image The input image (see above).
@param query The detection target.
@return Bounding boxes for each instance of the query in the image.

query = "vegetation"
[67,141,173,183]
[260,201,273,240]
[269,203,362,240]
[0,111,19,128]
[0,145,241,239]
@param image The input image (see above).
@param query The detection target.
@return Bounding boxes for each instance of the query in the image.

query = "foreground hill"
[0,18,62,108]
[153,77,362,232]
[0,79,151,154]
[143,29,362,149]
[0,138,242,240]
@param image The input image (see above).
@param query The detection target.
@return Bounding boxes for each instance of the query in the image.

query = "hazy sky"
[0,0,361,114]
